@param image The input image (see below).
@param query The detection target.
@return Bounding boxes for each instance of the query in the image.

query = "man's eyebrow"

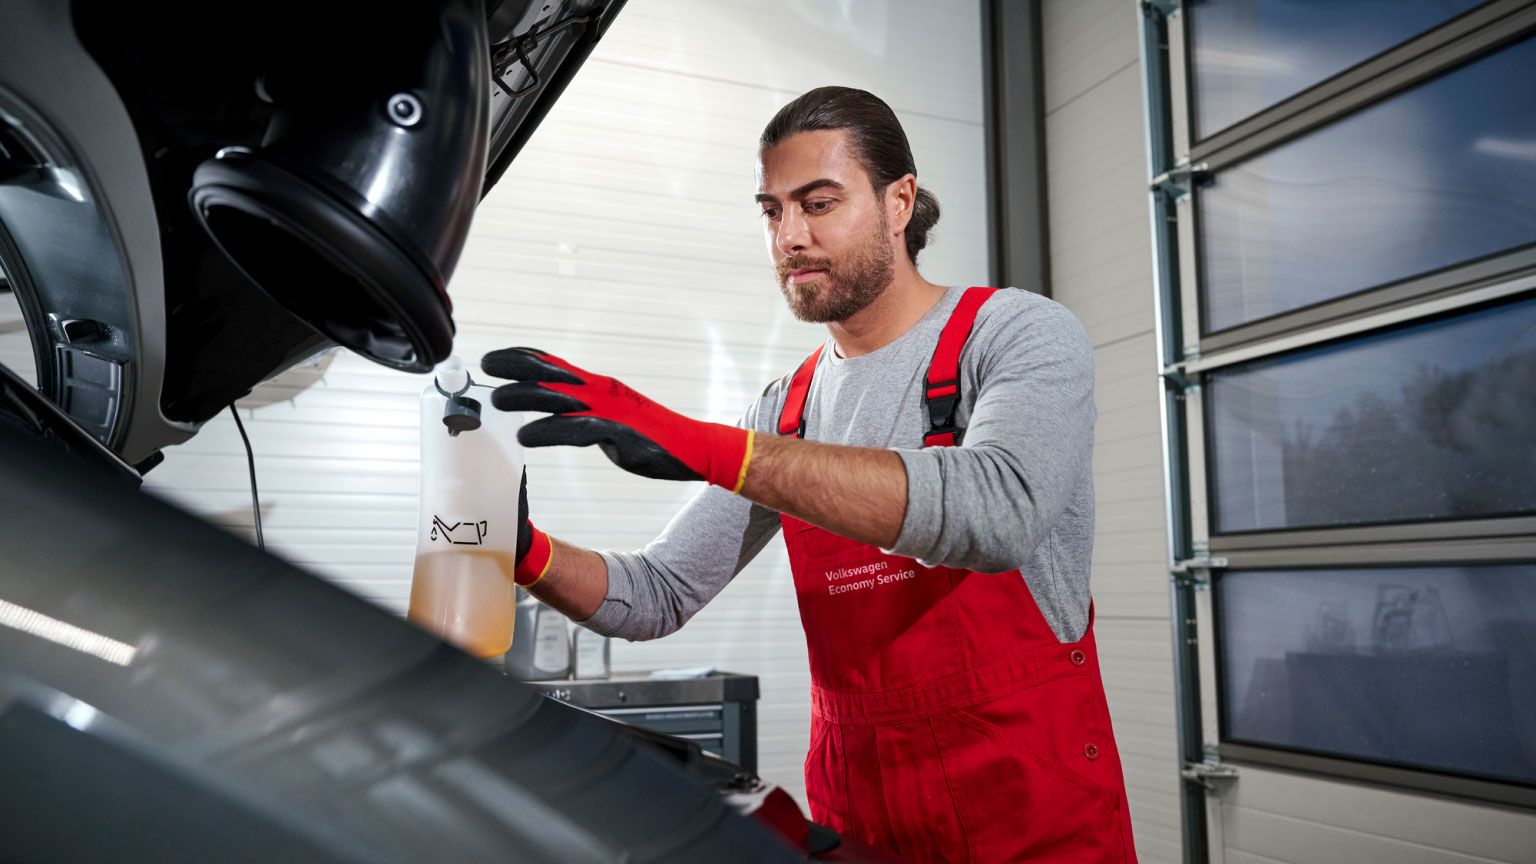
[754,178,846,204]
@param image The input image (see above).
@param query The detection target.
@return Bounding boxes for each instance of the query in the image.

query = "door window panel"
[1219,566,1536,787]
[1198,33,1536,332]
[1206,296,1536,533]
[1189,0,1486,139]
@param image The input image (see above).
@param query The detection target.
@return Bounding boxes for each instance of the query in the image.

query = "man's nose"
[776,207,810,256]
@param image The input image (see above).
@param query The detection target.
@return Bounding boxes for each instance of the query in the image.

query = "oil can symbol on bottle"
[430,516,489,545]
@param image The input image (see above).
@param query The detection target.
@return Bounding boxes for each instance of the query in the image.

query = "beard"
[775,217,896,323]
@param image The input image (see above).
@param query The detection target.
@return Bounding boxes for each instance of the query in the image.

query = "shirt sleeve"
[577,385,788,641]
[885,297,1097,573]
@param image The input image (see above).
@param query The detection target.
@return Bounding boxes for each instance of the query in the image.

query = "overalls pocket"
[932,682,1121,863]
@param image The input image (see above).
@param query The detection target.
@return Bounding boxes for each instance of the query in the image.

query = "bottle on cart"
[406,356,525,659]
[505,587,573,680]
[573,626,611,680]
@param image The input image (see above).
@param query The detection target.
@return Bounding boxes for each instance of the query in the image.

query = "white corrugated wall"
[0,292,34,386]
[1039,1,1183,861]
[141,0,989,808]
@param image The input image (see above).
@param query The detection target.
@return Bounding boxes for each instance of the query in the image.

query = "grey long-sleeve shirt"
[583,286,1098,643]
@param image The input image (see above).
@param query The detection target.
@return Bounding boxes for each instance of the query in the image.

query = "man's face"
[756,130,896,323]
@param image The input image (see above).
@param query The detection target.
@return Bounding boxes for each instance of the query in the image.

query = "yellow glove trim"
[523,555,554,588]
[730,429,756,495]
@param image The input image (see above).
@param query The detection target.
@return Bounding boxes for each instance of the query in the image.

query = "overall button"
[1084,743,1100,760]
[1069,649,1086,666]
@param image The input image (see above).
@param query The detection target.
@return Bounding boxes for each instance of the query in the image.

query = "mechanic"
[484,86,1137,863]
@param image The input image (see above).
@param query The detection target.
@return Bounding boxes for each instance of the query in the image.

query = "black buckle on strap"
[926,392,959,430]
[925,425,965,446]
[924,379,963,446]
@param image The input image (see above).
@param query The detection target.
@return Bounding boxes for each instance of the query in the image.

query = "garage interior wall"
[139,0,990,807]
[1037,1,1182,861]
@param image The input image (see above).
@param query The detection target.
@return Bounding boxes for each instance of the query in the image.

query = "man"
[485,86,1137,863]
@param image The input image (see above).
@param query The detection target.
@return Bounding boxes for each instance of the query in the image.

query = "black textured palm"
[481,348,702,483]
[516,466,532,563]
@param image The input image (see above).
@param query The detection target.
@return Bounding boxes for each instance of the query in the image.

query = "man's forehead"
[756,129,865,194]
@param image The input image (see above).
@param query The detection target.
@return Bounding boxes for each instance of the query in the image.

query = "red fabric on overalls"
[778,287,1137,863]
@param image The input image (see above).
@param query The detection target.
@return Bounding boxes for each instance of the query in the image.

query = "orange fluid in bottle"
[406,549,517,658]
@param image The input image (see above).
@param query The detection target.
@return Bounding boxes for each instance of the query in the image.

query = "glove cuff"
[703,426,755,492]
[515,524,554,587]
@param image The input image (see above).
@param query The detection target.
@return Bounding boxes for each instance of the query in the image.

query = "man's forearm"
[738,433,906,548]
[526,537,609,622]
[527,436,907,622]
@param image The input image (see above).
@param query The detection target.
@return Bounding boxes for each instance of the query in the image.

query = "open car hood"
[0,419,801,862]
[0,0,624,469]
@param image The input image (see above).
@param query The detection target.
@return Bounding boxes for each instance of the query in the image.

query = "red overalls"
[777,287,1137,863]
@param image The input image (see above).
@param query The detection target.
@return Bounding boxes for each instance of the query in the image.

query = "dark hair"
[760,86,940,263]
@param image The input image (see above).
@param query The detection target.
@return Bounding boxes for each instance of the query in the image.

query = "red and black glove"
[514,466,553,587]
[481,348,755,493]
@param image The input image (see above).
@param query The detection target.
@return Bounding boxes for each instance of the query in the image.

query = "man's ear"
[888,173,917,235]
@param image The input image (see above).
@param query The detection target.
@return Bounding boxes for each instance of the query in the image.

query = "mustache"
[776,255,834,281]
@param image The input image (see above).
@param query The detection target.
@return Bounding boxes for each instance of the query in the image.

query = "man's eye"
[805,200,832,214]
[761,208,780,220]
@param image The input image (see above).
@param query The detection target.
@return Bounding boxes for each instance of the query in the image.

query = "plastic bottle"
[505,588,573,680]
[573,626,611,680]
[406,357,525,658]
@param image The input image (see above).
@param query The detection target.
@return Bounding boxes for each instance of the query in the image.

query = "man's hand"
[485,348,908,550]
[481,348,755,492]
[514,467,554,586]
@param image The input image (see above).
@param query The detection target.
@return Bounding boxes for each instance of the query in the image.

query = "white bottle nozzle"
[434,356,469,395]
